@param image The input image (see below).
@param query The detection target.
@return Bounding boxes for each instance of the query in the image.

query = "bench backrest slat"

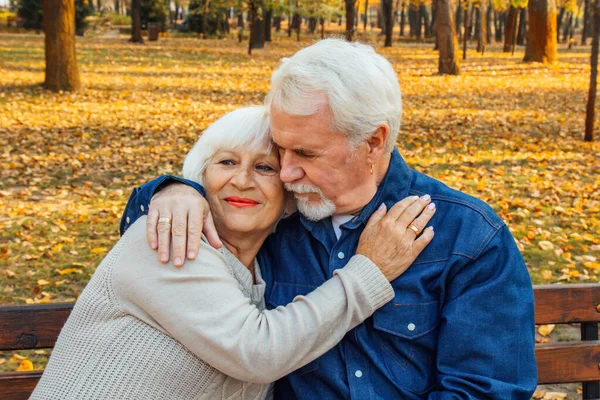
[534,284,600,325]
[0,304,73,351]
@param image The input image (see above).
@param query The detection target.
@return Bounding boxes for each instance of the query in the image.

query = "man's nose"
[279,151,304,183]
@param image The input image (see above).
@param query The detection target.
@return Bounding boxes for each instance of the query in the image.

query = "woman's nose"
[230,167,253,188]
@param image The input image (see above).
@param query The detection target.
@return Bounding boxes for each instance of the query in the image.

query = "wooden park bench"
[0,284,599,399]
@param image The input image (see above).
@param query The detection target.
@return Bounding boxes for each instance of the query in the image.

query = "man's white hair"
[182,106,271,184]
[265,38,402,153]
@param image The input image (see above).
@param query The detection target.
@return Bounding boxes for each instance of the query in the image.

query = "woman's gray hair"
[182,106,271,184]
[265,38,402,153]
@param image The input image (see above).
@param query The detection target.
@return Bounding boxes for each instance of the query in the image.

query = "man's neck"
[334,152,392,216]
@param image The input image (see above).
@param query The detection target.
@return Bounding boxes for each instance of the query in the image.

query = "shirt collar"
[299,148,413,234]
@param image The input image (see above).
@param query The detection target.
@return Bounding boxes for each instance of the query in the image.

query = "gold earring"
[370,164,374,175]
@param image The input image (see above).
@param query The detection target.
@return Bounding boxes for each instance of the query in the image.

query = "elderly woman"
[30,106,435,400]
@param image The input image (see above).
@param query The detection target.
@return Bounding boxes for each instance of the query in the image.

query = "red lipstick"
[224,196,260,209]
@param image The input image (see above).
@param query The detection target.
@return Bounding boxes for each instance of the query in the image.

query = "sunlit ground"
[0,30,599,396]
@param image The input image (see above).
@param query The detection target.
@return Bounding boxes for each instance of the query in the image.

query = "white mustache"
[284,183,325,196]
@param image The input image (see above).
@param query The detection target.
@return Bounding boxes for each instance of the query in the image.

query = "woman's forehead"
[215,145,278,159]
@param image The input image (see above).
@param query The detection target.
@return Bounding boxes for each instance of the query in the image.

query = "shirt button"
[337,252,345,260]
[126,217,130,224]
[354,370,363,378]
[140,205,145,212]
[407,323,416,332]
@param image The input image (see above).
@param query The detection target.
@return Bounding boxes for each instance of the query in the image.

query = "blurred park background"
[0,1,599,396]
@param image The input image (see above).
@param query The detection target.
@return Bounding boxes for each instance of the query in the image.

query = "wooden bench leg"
[582,322,600,399]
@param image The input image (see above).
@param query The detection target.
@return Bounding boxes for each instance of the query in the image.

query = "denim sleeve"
[429,225,537,399]
[119,175,205,235]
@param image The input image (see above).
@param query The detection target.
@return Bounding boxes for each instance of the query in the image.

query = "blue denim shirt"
[120,149,537,399]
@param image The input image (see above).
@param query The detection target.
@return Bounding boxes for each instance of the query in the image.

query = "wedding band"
[158,217,171,225]
[408,225,419,234]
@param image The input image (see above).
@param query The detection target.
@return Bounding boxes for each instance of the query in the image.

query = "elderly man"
[120,39,537,398]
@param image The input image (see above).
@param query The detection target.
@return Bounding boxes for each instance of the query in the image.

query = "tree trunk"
[249,5,265,53]
[416,3,423,39]
[456,0,463,39]
[583,0,591,44]
[496,11,505,42]
[524,0,558,63]
[476,4,486,52]
[467,2,475,38]
[584,0,599,141]
[463,1,469,59]
[565,12,574,42]
[436,0,460,74]
[248,3,256,54]
[130,0,144,43]
[517,7,527,45]
[296,11,301,41]
[486,0,493,43]
[557,6,565,40]
[364,0,369,30]
[345,0,356,40]
[308,17,317,34]
[288,12,292,37]
[383,0,394,45]
[421,4,430,37]
[321,17,325,38]
[115,0,120,14]
[43,0,81,92]
[503,6,518,51]
[400,2,406,35]
[265,7,272,42]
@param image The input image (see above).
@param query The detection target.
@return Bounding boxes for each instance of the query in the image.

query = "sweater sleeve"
[112,217,394,384]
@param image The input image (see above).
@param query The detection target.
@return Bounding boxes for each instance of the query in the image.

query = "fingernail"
[175,257,182,265]
[421,194,431,201]
[151,241,157,249]
[160,253,168,262]
[378,203,386,211]
[427,203,436,210]
[428,226,434,232]
[188,251,195,259]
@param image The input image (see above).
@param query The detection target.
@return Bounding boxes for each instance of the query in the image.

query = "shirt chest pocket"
[267,282,321,376]
[373,300,440,394]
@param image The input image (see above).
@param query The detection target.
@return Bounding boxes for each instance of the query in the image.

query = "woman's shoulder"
[115,216,231,281]
[122,216,224,262]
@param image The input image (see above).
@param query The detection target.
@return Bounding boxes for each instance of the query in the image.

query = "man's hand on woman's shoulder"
[147,183,222,267]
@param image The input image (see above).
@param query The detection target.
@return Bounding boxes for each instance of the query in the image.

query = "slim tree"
[523,0,558,62]
[585,0,599,141]
[382,0,394,45]
[436,0,459,74]
[43,0,81,92]
[345,0,357,40]
[503,5,518,51]
[131,0,144,42]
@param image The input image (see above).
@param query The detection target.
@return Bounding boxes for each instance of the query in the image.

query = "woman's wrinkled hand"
[356,195,436,282]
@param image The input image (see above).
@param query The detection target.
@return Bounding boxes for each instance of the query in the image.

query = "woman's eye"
[219,159,235,166]
[256,164,275,172]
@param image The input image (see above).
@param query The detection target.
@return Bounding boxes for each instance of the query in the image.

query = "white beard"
[284,183,336,221]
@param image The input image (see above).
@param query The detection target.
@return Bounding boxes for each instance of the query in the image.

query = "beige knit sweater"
[30,217,394,400]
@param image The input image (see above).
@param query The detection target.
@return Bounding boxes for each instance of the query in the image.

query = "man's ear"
[366,125,389,164]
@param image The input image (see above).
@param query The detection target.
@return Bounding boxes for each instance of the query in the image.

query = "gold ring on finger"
[408,224,419,234]
[158,217,172,225]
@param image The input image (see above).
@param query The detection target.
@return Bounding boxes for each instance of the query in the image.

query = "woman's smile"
[224,196,261,208]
